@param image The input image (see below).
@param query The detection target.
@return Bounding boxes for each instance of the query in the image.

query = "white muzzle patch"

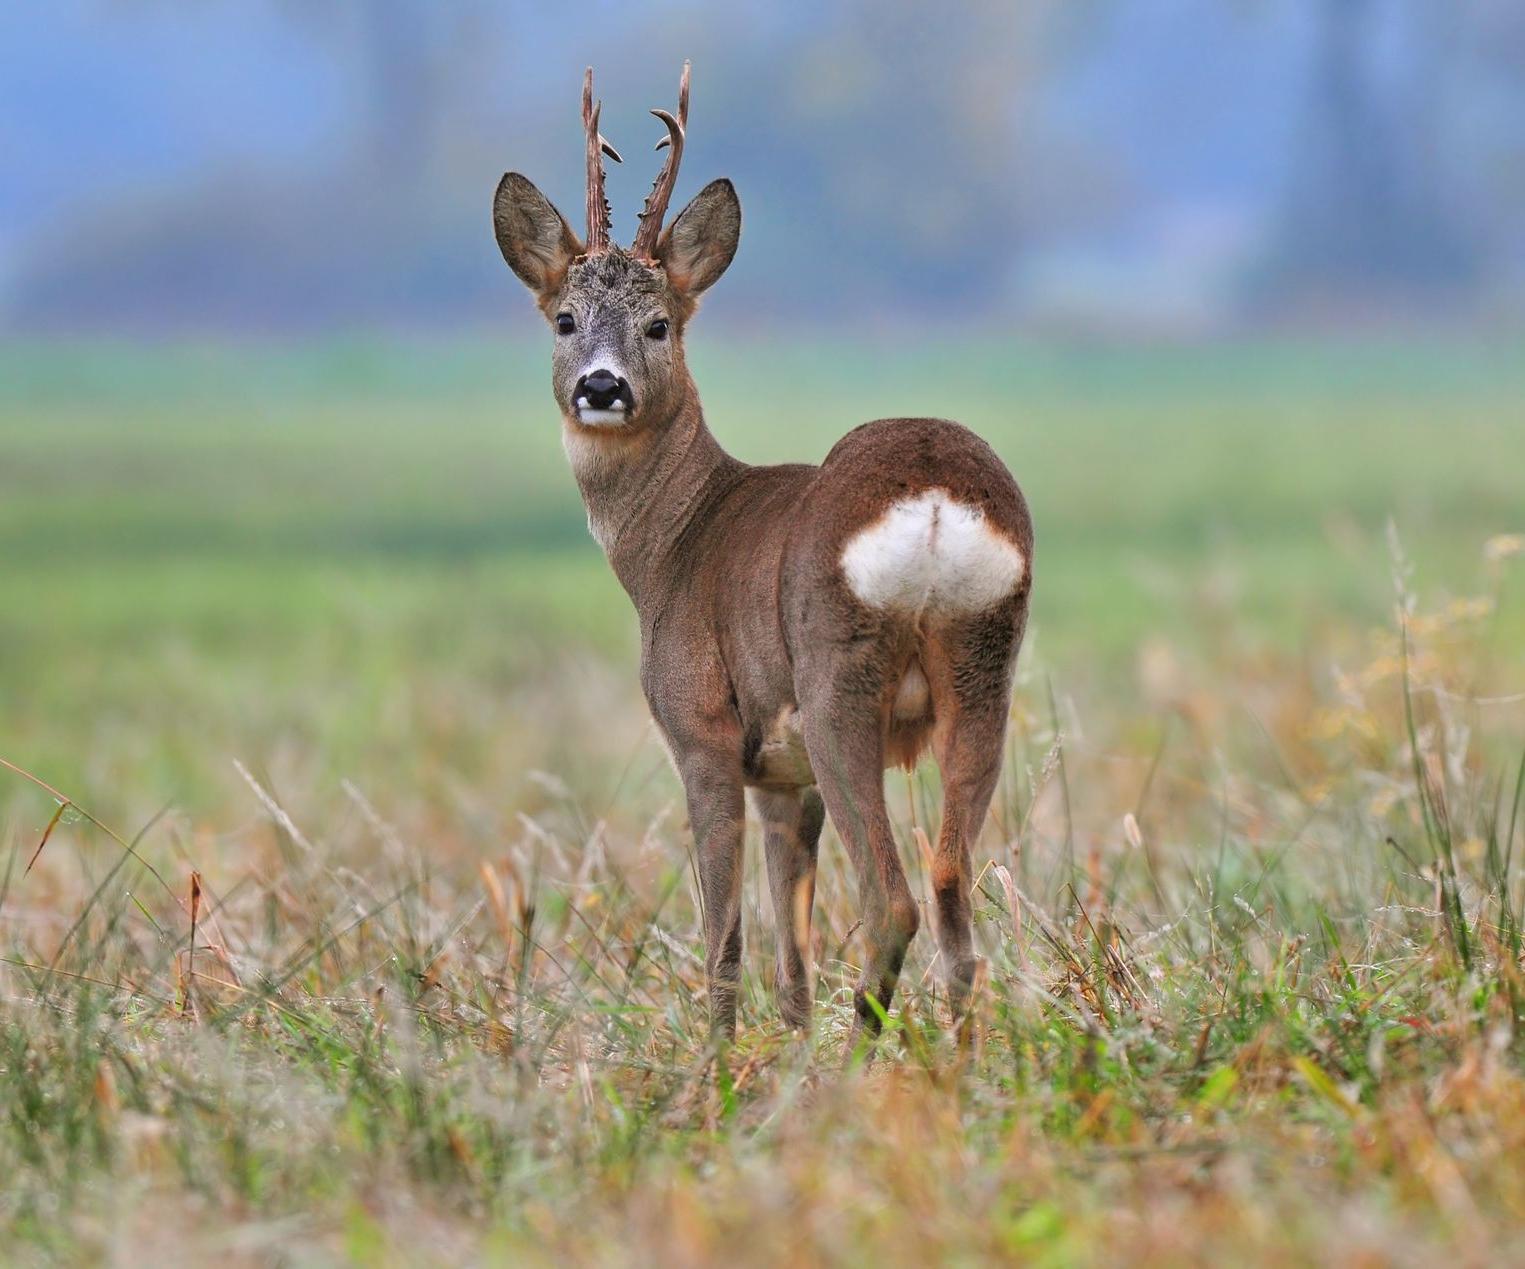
[574,399,628,427]
[839,488,1026,615]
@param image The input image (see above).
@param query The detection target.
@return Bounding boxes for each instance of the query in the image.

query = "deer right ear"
[493,173,584,305]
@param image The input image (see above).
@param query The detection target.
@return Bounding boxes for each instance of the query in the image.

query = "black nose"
[579,369,624,410]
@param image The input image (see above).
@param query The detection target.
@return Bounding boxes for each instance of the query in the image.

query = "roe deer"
[493,65,1033,1047]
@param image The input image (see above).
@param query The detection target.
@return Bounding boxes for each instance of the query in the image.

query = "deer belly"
[750,707,814,788]
[747,665,930,788]
[892,660,930,719]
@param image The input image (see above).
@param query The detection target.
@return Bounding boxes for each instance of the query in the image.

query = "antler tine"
[582,67,622,255]
[631,60,691,260]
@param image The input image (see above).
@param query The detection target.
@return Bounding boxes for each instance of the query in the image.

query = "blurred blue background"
[5,0,1523,336]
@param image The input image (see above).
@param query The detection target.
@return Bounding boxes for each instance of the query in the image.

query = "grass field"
[2,334,1524,1263]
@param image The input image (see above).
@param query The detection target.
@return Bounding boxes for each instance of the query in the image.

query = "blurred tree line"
[3,0,1523,332]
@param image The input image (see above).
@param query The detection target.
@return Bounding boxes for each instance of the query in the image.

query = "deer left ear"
[656,178,741,297]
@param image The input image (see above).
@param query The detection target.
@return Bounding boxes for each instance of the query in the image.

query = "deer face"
[554,250,672,428]
[492,66,739,435]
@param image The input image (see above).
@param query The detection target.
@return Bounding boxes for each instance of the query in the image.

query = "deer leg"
[678,750,747,1046]
[799,671,920,1047]
[752,786,825,1028]
[929,613,1020,1017]
[930,718,1005,1017]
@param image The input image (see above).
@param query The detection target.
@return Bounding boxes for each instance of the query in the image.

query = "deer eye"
[555,313,575,336]
[645,319,669,341]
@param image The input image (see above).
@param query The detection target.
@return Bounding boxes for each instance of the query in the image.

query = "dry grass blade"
[24,797,68,876]
[182,870,202,1018]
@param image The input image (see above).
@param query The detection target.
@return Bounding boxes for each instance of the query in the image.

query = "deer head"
[493,64,741,434]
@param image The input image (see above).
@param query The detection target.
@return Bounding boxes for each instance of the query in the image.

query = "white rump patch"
[839,489,1025,615]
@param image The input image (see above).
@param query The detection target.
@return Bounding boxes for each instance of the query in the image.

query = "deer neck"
[562,383,736,607]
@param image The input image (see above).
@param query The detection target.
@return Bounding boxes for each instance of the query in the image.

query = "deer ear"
[656,178,741,297]
[493,173,583,304]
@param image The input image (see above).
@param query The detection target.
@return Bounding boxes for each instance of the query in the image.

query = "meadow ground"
[1,334,1524,1265]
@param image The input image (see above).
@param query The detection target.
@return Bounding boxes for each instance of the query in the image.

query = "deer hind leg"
[752,786,825,1028]
[927,610,1021,1017]
[798,651,920,1045]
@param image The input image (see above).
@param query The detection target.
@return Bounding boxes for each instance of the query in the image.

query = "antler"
[581,67,622,255]
[630,61,691,260]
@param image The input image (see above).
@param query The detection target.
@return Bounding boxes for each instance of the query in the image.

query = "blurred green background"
[4,335,1522,818]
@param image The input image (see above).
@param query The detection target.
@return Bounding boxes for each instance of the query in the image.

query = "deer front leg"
[678,749,747,1046]
[752,787,825,1029]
